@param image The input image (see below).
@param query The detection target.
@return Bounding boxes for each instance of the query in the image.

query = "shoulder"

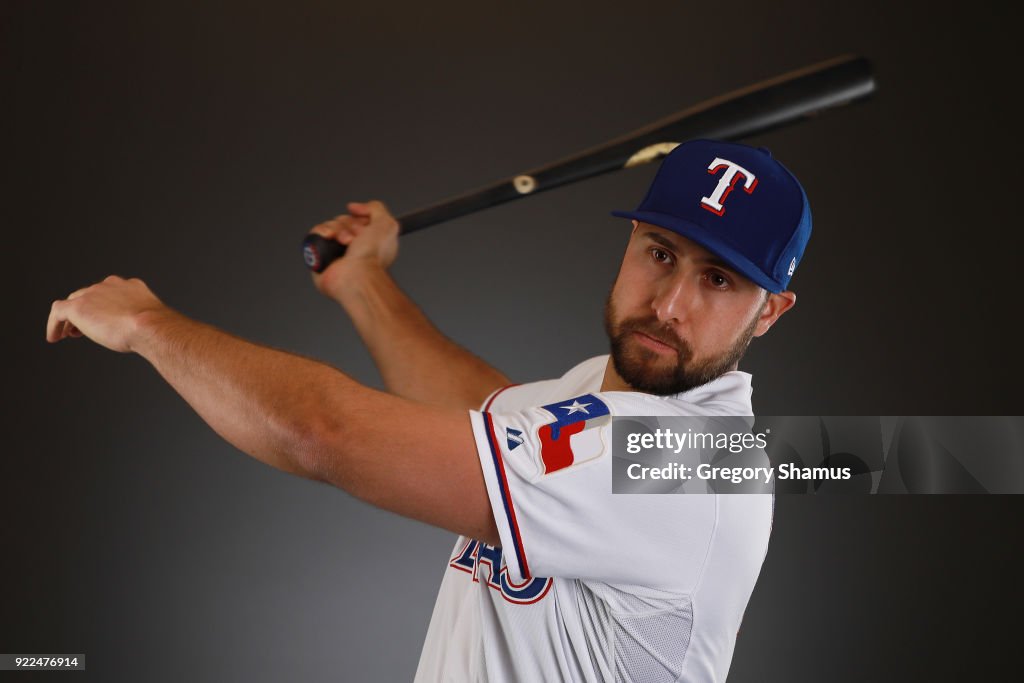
[482,361,754,417]
[676,370,755,416]
[482,355,609,411]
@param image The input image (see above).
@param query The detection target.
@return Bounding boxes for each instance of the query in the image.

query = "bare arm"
[309,201,510,410]
[45,277,500,544]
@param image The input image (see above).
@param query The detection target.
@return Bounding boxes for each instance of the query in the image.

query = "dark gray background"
[4,1,1021,680]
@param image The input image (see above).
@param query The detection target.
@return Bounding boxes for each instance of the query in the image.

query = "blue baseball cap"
[611,139,812,293]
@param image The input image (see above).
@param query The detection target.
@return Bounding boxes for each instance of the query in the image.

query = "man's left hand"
[46,276,169,353]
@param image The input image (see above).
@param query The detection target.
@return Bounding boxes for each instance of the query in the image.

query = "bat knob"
[302,234,348,273]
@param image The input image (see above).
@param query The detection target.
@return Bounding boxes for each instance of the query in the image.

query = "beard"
[603,292,762,396]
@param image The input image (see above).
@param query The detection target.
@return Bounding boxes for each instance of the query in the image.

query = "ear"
[753,290,796,337]
[631,219,639,234]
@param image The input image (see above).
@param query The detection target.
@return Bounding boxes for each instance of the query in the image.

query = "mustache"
[616,316,691,357]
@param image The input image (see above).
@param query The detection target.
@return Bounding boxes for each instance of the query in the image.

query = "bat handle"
[302,234,347,273]
[301,209,429,273]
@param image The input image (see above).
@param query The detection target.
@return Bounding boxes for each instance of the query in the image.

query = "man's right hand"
[308,200,400,302]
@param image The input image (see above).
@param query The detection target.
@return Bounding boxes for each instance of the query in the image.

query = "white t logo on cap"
[700,157,758,216]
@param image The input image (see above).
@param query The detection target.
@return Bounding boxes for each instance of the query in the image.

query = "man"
[46,139,810,681]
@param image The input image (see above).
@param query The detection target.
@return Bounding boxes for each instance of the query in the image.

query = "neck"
[600,357,632,392]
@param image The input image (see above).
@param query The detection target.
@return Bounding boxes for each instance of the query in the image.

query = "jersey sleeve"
[469,392,726,591]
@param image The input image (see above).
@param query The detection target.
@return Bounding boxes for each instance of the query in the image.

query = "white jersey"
[415,355,773,682]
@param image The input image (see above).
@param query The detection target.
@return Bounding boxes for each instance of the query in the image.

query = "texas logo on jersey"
[536,394,610,474]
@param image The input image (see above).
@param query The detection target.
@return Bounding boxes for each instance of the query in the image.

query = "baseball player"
[45,139,810,681]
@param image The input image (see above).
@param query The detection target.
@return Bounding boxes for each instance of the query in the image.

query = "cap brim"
[610,209,784,293]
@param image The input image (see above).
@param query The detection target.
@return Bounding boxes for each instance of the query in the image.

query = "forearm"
[129,308,354,478]
[48,274,500,543]
[335,264,510,409]
[129,306,497,541]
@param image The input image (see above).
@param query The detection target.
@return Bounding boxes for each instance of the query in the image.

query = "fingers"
[46,299,69,343]
[309,214,370,246]
[48,282,103,342]
[347,200,392,220]
[57,320,80,340]
[45,276,160,352]
[308,220,345,244]
[348,201,400,239]
[347,201,372,217]
[311,201,392,235]
[45,280,112,342]
[306,201,396,268]
[308,219,348,246]
[47,299,86,343]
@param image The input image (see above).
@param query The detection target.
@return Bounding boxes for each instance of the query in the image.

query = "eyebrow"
[641,231,738,274]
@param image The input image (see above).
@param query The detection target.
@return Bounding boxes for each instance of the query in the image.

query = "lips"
[632,330,678,354]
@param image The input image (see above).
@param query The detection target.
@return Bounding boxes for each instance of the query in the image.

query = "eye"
[706,271,731,289]
[649,247,673,265]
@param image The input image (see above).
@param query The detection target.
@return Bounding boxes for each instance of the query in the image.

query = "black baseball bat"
[302,55,875,273]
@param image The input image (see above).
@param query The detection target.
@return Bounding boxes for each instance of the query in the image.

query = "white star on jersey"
[560,399,591,415]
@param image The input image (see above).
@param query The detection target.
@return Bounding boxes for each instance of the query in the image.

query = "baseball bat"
[302,55,875,273]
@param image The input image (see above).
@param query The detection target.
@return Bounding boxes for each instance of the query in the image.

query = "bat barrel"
[398,56,874,234]
[645,55,876,143]
[304,55,876,270]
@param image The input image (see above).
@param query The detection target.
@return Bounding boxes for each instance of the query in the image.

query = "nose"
[650,275,695,325]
